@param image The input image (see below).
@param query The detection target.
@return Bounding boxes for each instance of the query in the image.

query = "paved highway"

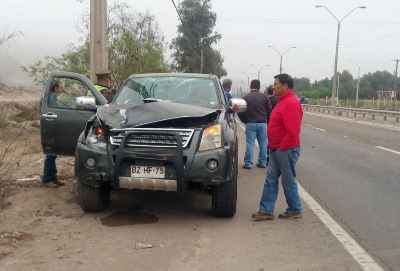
[298,112,400,271]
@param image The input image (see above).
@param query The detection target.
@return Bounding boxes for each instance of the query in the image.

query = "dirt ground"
[0,88,81,269]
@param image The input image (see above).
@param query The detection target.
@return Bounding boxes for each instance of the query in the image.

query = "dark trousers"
[42,154,57,183]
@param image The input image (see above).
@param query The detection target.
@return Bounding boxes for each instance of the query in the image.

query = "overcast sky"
[1,0,399,87]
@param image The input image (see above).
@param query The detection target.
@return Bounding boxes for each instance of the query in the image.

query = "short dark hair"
[250,79,260,89]
[222,79,232,88]
[267,85,274,95]
[51,81,60,92]
[274,73,294,89]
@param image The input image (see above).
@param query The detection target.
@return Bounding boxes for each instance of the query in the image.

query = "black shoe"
[256,163,266,168]
[242,164,251,169]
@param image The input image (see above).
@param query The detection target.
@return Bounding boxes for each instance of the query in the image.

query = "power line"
[170,0,197,51]
[343,31,400,48]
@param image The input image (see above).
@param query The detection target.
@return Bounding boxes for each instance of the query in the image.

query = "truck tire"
[211,151,238,218]
[78,181,110,212]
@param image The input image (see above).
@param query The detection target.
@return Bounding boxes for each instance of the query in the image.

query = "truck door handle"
[42,112,57,120]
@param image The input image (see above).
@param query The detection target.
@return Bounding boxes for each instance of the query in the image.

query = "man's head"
[51,81,62,94]
[267,85,274,95]
[273,73,293,96]
[95,69,112,87]
[222,79,232,91]
[250,79,260,90]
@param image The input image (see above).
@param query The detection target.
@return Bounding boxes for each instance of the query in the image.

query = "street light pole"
[242,72,250,91]
[268,46,296,74]
[351,60,360,107]
[250,64,269,81]
[315,5,366,106]
[337,72,340,105]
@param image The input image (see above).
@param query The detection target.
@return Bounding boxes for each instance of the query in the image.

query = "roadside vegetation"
[0,89,40,185]
[23,0,227,89]
[294,70,397,102]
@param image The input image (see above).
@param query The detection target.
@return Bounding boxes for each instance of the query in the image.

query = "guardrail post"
[371,114,375,120]
[383,116,386,121]
[396,117,399,123]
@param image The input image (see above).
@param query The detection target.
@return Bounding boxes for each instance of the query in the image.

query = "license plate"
[131,165,165,178]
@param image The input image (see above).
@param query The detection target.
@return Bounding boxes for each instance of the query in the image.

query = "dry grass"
[0,92,41,184]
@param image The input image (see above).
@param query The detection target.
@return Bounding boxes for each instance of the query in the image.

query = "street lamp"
[242,72,256,91]
[315,5,366,106]
[250,64,269,81]
[351,60,360,107]
[268,46,296,74]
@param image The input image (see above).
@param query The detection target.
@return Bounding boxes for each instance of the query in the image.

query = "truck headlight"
[85,126,107,150]
[199,124,222,151]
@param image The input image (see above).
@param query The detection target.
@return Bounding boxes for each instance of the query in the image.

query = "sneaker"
[242,164,252,169]
[42,182,59,188]
[52,180,65,186]
[278,212,302,219]
[252,211,274,220]
[256,163,266,168]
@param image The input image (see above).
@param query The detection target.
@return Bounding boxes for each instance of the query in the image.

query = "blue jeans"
[43,154,57,183]
[259,146,302,214]
[244,123,267,167]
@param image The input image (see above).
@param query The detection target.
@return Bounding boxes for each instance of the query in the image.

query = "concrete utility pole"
[393,59,399,96]
[351,60,360,107]
[90,0,108,82]
[315,5,366,106]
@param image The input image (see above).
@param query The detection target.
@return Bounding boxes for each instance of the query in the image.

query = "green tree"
[170,0,226,78]
[359,71,393,99]
[337,70,354,99]
[23,2,169,89]
[313,77,331,89]
[293,77,311,93]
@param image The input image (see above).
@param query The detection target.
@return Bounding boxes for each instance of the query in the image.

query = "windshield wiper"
[142,98,171,103]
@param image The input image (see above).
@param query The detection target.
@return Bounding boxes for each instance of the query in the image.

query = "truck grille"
[110,128,195,148]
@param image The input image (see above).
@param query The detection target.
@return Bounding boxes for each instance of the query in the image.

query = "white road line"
[305,111,400,131]
[298,185,384,271]
[314,127,326,132]
[237,120,383,271]
[375,146,400,155]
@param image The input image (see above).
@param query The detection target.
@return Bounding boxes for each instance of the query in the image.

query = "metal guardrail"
[302,105,400,123]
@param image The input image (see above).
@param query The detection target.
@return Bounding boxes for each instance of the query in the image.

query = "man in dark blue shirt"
[222,79,233,101]
[42,81,65,188]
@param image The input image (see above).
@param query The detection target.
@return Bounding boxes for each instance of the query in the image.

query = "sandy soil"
[0,89,80,269]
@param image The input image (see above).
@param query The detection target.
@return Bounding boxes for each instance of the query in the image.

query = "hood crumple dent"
[97,102,220,128]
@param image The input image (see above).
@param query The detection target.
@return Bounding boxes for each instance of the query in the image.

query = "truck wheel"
[78,181,110,212]
[212,167,237,218]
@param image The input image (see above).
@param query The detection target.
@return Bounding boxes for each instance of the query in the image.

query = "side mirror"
[76,96,97,112]
[230,98,247,113]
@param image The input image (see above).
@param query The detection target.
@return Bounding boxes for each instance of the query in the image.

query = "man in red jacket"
[252,73,303,220]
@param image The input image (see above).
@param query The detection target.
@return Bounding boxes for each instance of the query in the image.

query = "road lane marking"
[375,146,400,155]
[237,120,384,271]
[303,123,326,132]
[305,112,400,131]
[298,185,384,271]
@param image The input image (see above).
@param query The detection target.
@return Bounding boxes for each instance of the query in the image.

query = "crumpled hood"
[97,101,220,128]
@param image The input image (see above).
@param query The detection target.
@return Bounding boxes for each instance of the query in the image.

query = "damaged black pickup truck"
[40,72,246,217]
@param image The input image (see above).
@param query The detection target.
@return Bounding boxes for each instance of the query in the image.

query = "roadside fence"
[302,104,400,123]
